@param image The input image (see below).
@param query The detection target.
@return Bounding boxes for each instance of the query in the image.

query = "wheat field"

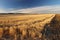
[0,14,57,40]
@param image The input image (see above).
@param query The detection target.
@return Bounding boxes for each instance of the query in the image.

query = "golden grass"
[0,14,55,40]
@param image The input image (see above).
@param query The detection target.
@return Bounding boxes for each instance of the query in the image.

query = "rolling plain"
[0,14,60,40]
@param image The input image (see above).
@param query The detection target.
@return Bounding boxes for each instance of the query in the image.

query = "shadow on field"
[41,15,60,40]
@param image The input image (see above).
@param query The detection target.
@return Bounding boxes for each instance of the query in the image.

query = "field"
[0,14,60,40]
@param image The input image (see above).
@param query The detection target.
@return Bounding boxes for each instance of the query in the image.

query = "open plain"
[0,14,60,40]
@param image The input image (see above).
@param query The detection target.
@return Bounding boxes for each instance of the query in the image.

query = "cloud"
[0,8,14,13]
[0,5,60,13]
[0,9,8,13]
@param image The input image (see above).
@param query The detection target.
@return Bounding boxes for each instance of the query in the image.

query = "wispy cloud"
[0,9,8,13]
[0,5,60,13]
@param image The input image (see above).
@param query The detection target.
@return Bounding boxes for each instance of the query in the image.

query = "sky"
[0,0,60,13]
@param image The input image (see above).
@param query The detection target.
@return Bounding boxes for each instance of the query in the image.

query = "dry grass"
[0,14,55,40]
[41,14,60,40]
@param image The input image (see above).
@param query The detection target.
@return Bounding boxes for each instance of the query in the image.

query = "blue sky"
[1,0,60,9]
[0,0,60,13]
